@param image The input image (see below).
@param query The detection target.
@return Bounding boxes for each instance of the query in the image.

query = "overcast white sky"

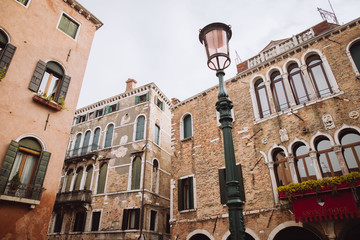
[75,0,360,108]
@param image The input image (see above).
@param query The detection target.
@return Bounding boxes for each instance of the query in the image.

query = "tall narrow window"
[152,160,159,193]
[91,211,101,231]
[255,79,271,118]
[0,30,8,57]
[97,163,107,194]
[307,55,333,98]
[104,124,114,148]
[183,114,192,139]
[65,169,74,192]
[92,128,100,151]
[81,131,91,155]
[350,41,360,73]
[73,167,83,191]
[58,13,79,39]
[53,213,63,233]
[73,133,82,156]
[84,165,93,190]
[73,211,86,232]
[288,63,311,104]
[149,210,157,231]
[273,149,292,186]
[178,177,194,211]
[271,71,290,111]
[340,131,360,172]
[135,116,145,141]
[316,138,342,177]
[294,143,316,182]
[154,124,160,145]
[122,209,140,230]
[131,157,141,190]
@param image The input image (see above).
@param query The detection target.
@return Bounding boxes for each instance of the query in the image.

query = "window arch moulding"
[346,37,360,78]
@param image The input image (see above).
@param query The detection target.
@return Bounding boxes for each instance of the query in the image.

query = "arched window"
[135,116,145,141]
[38,61,64,100]
[288,63,311,104]
[154,124,160,145]
[183,114,192,139]
[350,41,360,73]
[73,167,83,191]
[0,30,8,57]
[131,157,142,190]
[0,29,15,79]
[81,131,91,155]
[84,165,93,190]
[104,124,114,148]
[152,159,159,193]
[65,169,74,192]
[306,55,333,98]
[254,79,271,118]
[340,130,360,172]
[91,128,100,151]
[271,71,290,111]
[97,163,107,194]
[272,149,291,186]
[294,143,316,182]
[73,133,82,156]
[315,137,342,177]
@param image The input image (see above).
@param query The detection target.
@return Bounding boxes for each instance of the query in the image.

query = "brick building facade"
[170,18,360,240]
[47,80,172,240]
[0,0,101,239]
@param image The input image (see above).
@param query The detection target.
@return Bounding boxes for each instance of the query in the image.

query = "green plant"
[9,172,21,191]
[37,92,68,110]
[57,96,68,111]
[0,66,6,81]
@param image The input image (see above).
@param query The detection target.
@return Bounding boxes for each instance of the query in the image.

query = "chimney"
[126,78,137,91]
[171,98,180,105]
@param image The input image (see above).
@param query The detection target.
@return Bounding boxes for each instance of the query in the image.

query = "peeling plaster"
[121,114,131,125]
[114,146,128,158]
[120,135,128,145]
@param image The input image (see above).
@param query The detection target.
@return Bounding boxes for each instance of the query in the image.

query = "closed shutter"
[218,168,227,204]
[135,96,140,105]
[0,43,16,77]
[73,168,83,191]
[177,179,184,211]
[145,92,149,101]
[188,177,194,209]
[91,129,100,151]
[81,131,91,155]
[131,157,141,189]
[28,60,46,92]
[84,166,93,190]
[121,209,129,230]
[135,116,145,140]
[55,75,71,101]
[160,101,164,111]
[115,102,119,111]
[104,125,114,148]
[0,140,19,193]
[31,151,51,200]
[97,163,107,194]
[65,170,74,192]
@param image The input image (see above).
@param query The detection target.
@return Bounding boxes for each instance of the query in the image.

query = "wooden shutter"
[28,60,46,92]
[160,101,164,111]
[0,140,19,193]
[177,179,184,211]
[104,106,110,115]
[218,168,227,204]
[97,163,107,194]
[121,209,129,230]
[74,168,83,191]
[145,92,149,101]
[91,129,100,151]
[81,131,91,155]
[115,102,119,111]
[84,166,93,190]
[135,116,145,140]
[31,151,51,200]
[131,157,141,189]
[55,74,71,101]
[0,43,16,77]
[188,177,194,209]
[135,96,140,105]
[135,208,140,229]
[104,125,114,148]
[65,170,74,192]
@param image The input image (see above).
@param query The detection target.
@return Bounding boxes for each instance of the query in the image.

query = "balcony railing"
[66,144,99,158]
[0,180,44,201]
[55,190,92,205]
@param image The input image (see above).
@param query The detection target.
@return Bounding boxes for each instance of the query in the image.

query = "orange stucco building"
[0,0,102,239]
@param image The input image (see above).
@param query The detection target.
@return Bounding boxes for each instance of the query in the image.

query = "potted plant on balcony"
[8,172,21,196]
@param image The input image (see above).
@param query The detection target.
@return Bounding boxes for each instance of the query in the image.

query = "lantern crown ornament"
[199,22,232,71]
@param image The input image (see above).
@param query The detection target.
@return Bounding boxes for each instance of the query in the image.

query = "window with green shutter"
[73,167,83,191]
[16,0,29,6]
[135,116,145,141]
[84,165,93,190]
[73,133,82,156]
[0,29,16,79]
[183,114,192,139]
[135,92,149,105]
[131,157,141,190]
[81,131,91,155]
[91,128,100,151]
[58,14,79,39]
[218,164,246,204]
[65,169,74,192]
[104,124,114,148]
[97,163,107,194]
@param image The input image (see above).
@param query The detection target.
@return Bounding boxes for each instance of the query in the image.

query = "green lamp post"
[199,23,245,240]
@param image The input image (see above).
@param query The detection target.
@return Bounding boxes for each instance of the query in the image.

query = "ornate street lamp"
[199,23,245,240]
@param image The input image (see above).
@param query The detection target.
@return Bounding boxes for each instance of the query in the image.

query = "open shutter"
[218,168,227,204]
[178,179,184,211]
[115,102,119,111]
[56,75,71,102]
[154,96,158,104]
[28,60,46,92]
[188,177,194,209]
[104,106,110,115]
[160,101,164,111]
[31,151,51,200]
[135,208,140,229]
[145,92,149,101]
[135,96,140,105]
[0,140,19,193]
[0,43,16,77]
[237,164,246,202]
[121,209,129,230]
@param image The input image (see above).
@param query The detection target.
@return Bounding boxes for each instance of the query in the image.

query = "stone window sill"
[0,194,40,208]
[181,136,193,142]
[33,95,62,111]
[179,208,196,213]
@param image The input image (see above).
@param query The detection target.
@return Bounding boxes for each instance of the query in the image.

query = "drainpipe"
[139,89,151,239]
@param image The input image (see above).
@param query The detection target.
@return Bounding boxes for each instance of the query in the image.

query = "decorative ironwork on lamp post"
[199,23,245,240]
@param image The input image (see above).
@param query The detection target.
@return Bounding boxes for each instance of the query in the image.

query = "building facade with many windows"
[47,80,172,240]
[0,0,102,239]
[170,18,360,240]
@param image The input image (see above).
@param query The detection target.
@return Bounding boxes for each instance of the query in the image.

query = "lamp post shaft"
[215,70,245,240]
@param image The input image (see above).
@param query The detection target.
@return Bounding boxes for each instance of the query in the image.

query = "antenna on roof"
[317,0,339,25]
[234,50,242,65]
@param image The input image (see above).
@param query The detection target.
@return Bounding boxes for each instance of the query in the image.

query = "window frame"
[97,163,108,194]
[149,210,158,231]
[130,156,142,190]
[346,38,360,77]
[340,131,360,172]
[182,114,193,139]
[178,175,196,211]
[104,124,114,148]
[57,12,81,40]
[288,63,311,104]
[73,211,86,232]
[293,143,316,182]
[154,123,160,146]
[272,149,292,187]
[306,55,333,98]
[122,208,140,230]
[270,71,290,111]
[91,211,101,231]
[15,0,31,8]
[254,79,271,118]
[134,115,146,141]
[315,137,342,178]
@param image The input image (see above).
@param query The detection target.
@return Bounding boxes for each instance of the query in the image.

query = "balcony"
[0,180,44,205]
[65,145,98,163]
[55,190,92,206]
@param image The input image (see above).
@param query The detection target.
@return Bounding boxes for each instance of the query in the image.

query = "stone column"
[333,145,349,175]
[287,154,299,183]
[267,162,280,204]
[265,80,277,114]
[300,64,318,99]
[282,73,297,106]
[249,88,260,119]
[309,151,323,179]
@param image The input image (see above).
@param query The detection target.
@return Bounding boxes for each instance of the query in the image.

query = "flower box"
[32,95,62,111]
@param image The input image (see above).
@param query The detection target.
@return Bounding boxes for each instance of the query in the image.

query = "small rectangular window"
[218,164,246,204]
[122,208,140,230]
[16,0,30,6]
[88,112,94,120]
[77,115,86,124]
[178,176,194,211]
[73,211,86,232]
[91,211,101,231]
[149,210,157,231]
[135,92,149,105]
[58,13,80,39]
[154,124,160,145]
[155,96,164,110]
[95,108,104,118]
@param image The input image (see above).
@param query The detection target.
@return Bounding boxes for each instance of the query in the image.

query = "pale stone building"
[170,17,360,240]
[0,0,101,239]
[47,80,172,240]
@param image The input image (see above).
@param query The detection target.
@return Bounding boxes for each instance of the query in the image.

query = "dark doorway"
[189,234,211,240]
[338,220,360,240]
[274,226,321,240]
